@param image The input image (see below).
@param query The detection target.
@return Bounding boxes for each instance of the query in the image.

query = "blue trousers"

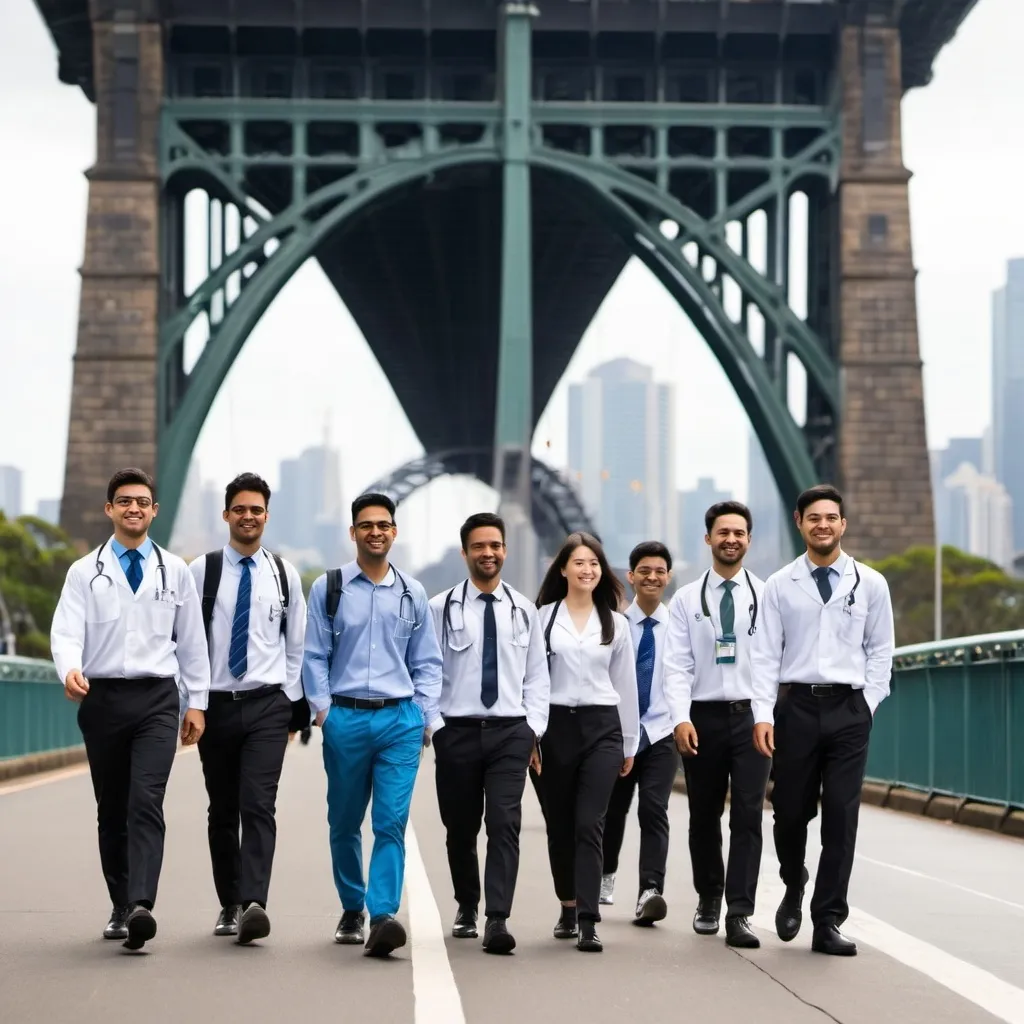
[321,699,423,920]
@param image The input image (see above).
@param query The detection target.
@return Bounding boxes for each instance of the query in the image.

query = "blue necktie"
[812,566,833,604]
[636,617,656,719]
[125,549,143,593]
[480,593,498,708]
[229,556,253,680]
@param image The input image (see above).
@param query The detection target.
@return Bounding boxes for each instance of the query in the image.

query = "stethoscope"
[840,561,861,615]
[89,539,170,599]
[699,569,758,636]
[392,568,416,628]
[442,579,530,650]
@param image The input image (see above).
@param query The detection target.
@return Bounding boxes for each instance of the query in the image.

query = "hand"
[315,708,329,728]
[529,740,542,776]
[180,709,205,746]
[287,731,297,743]
[619,756,634,778]
[422,728,432,748]
[753,722,775,758]
[64,669,89,702]
[673,721,699,757]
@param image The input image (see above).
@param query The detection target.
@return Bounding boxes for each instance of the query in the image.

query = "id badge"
[715,633,737,665]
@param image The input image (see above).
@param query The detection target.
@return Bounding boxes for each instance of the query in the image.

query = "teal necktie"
[720,579,737,635]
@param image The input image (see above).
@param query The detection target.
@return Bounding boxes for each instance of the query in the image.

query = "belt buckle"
[367,698,386,709]
[810,684,830,696]
[729,700,745,713]
[232,690,246,701]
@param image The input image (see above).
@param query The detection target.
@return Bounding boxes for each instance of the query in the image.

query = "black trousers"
[539,705,623,922]
[198,688,292,908]
[601,734,678,896]
[433,716,534,919]
[771,685,873,928]
[681,701,771,917]
[77,677,180,909]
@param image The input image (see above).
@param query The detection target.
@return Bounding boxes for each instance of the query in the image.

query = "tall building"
[0,466,23,519]
[678,477,731,569]
[567,359,677,567]
[992,258,1024,552]
[942,463,1014,569]
[930,437,984,548]
[745,432,789,578]
[36,499,61,526]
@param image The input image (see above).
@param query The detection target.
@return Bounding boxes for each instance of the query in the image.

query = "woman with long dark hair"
[535,532,639,952]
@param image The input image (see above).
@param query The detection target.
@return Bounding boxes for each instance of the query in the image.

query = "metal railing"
[0,656,79,761]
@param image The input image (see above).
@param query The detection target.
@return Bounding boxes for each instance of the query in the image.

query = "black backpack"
[200,549,290,644]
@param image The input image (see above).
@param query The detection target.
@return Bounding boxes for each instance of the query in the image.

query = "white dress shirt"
[189,546,306,702]
[750,552,895,725]
[539,602,641,758]
[662,566,764,725]
[428,578,550,738]
[50,537,211,710]
[623,599,673,746]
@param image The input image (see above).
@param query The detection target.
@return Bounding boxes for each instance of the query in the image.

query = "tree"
[866,545,1024,647]
[0,514,78,659]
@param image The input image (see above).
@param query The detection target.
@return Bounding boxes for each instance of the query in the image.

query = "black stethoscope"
[442,579,530,650]
[699,569,758,636]
[89,539,170,598]
[840,561,861,615]
[389,568,416,628]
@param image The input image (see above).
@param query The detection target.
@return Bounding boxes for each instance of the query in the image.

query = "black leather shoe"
[103,905,129,941]
[812,923,857,956]
[576,919,603,952]
[452,906,478,939]
[693,896,721,935]
[214,905,240,937]
[633,888,668,926]
[364,914,407,958]
[775,887,804,942]
[123,905,156,951]
[553,906,578,939]
[335,910,365,945]
[725,916,760,949]
[482,917,516,954]
[237,903,271,945]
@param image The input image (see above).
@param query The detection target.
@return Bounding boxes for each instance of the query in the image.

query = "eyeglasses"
[230,505,266,516]
[112,496,153,509]
[355,520,395,532]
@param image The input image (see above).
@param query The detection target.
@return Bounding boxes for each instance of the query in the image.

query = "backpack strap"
[271,551,289,636]
[325,568,344,669]
[201,549,224,645]
[543,599,561,667]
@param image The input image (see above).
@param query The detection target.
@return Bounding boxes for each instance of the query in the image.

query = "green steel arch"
[154,148,832,543]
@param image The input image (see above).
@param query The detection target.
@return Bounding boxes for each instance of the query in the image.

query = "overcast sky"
[1,0,1022,565]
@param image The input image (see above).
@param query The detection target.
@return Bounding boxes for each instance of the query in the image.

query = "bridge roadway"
[2,737,1023,1024]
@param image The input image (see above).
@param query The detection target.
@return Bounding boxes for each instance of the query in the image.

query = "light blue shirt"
[302,561,443,730]
[111,537,154,575]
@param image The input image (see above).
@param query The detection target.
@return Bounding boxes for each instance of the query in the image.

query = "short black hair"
[106,468,156,505]
[352,492,396,523]
[796,484,844,519]
[460,512,506,551]
[628,541,673,572]
[225,472,271,510]
[705,500,752,535]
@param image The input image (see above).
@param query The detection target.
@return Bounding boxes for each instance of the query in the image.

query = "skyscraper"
[745,432,789,578]
[567,359,677,567]
[678,477,730,569]
[992,258,1024,553]
[0,466,23,519]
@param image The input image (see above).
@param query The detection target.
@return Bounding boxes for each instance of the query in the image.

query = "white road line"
[0,744,198,797]
[405,821,466,1024]
[855,853,1024,915]
[753,880,1024,1024]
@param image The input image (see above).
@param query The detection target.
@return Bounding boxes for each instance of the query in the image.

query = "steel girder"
[154,99,840,542]
[363,448,598,557]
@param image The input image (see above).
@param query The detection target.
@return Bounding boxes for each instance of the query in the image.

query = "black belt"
[209,684,282,703]
[691,699,751,714]
[784,683,855,697]
[443,715,526,728]
[89,676,175,686]
[331,695,406,710]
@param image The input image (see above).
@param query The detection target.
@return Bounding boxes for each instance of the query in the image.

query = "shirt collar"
[111,537,153,560]
[708,566,744,590]
[466,578,504,602]
[803,552,848,577]
[224,545,263,567]
[626,598,668,624]
[342,559,397,588]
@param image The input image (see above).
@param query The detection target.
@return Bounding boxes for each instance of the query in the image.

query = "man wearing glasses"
[51,467,210,951]
[599,542,679,926]
[427,513,549,954]
[188,473,308,945]
[303,492,443,958]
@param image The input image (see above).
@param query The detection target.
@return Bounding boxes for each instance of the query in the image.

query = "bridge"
[33,0,980,570]
[2,627,1023,1023]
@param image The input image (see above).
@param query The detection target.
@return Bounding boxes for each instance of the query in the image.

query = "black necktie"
[812,566,833,604]
[480,593,498,708]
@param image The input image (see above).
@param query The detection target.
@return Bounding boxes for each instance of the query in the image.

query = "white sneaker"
[599,874,616,905]
[634,888,668,925]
